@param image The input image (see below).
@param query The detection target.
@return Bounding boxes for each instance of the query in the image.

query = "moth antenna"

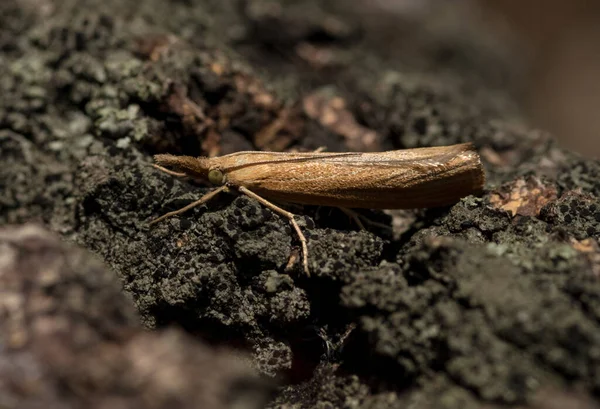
[153,164,188,177]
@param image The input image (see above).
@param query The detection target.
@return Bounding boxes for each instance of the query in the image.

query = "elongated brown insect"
[150,143,485,275]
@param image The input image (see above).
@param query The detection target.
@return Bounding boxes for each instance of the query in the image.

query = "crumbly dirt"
[2,0,600,408]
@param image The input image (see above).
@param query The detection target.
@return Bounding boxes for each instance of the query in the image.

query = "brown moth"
[150,143,485,275]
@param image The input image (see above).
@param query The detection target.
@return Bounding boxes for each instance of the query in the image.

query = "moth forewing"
[222,143,484,209]
[151,143,485,275]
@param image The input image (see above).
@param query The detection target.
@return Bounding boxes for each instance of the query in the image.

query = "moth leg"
[339,208,392,231]
[284,249,300,272]
[237,186,310,276]
[338,207,366,230]
[153,164,188,177]
[149,185,229,226]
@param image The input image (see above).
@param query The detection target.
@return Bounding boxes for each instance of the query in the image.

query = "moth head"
[153,154,210,180]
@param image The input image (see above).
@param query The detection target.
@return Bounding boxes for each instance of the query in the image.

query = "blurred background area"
[478,0,600,159]
[351,0,600,158]
[12,0,600,157]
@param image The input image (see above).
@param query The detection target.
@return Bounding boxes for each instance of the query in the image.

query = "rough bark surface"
[2,0,600,408]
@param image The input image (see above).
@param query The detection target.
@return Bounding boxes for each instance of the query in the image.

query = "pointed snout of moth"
[153,154,211,180]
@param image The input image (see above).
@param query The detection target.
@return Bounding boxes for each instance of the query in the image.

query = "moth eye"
[208,169,225,185]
